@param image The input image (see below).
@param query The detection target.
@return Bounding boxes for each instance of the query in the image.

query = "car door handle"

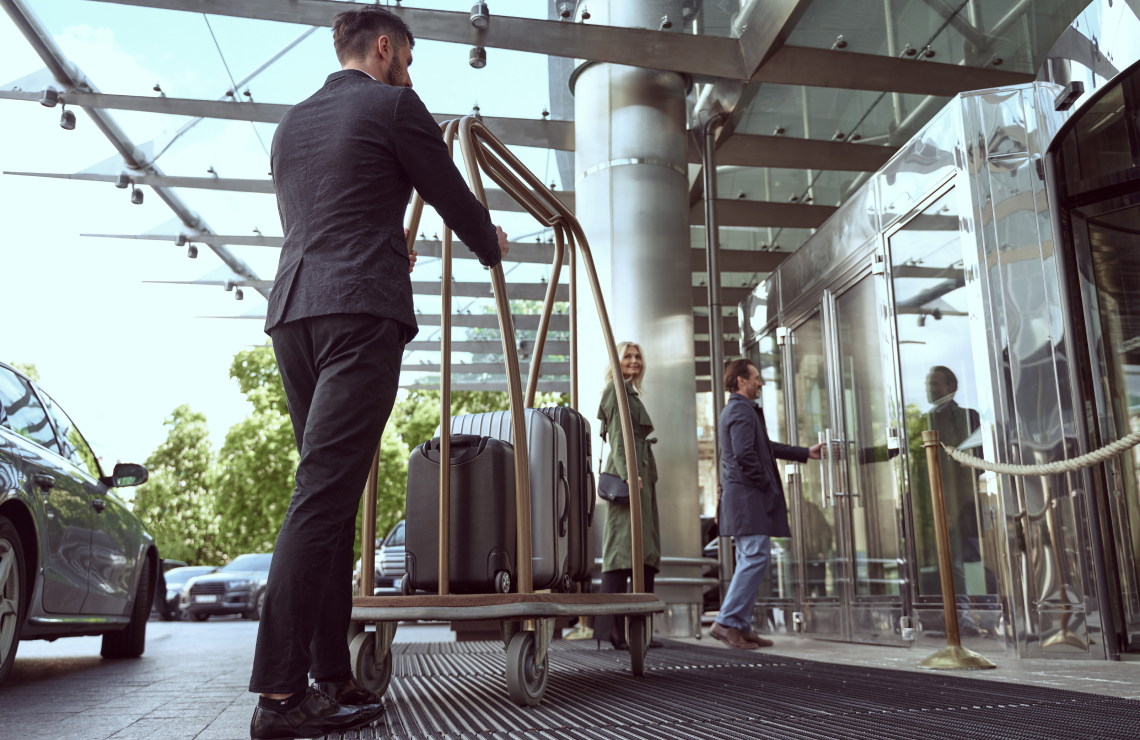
[33,473,55,491]
[91,499,106,513]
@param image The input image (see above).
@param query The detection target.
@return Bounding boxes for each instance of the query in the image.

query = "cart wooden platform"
[348,116,663,708]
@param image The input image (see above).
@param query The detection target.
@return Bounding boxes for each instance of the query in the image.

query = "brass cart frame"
[347,117,664,707]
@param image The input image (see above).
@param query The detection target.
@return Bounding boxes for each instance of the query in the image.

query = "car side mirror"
[112,463,148,488]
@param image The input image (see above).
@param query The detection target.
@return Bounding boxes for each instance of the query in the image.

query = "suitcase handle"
[558,461,569,538]
[426,434,487,454]
[586,469,596,528]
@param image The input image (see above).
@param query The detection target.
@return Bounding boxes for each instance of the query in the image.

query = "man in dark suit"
[711,359,822,650]
[248,7,508,739]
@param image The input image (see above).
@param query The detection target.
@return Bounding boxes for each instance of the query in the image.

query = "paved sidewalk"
[3,619,1138,739]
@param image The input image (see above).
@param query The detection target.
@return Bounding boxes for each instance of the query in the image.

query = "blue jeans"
[715,534,771,632]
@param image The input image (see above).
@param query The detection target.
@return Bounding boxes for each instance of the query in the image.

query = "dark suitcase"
[538,406,595,585]
[404,434,516,594]
[449,410,571,592]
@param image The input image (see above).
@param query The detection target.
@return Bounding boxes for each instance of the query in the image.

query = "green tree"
[10,362,40,383]
[133,405,222,565]
[215,345,299,557]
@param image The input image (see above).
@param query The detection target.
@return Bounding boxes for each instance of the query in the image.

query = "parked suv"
[353,520,404,595]
[0,362,155,687]
[181,553,271,621]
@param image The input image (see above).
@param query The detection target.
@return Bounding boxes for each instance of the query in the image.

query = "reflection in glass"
[890,189,997,600]
[1084,204,1140,633]
[835,279,901,597]
[791,315,837,599]
[0,368,59,454]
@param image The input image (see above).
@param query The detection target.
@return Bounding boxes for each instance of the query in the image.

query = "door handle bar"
[33,473,54,492]
[818,430,830,508]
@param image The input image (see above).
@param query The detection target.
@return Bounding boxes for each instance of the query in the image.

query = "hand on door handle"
[91,499,106,513]
[33,473,54,492]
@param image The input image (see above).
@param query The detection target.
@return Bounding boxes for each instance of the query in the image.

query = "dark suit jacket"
[265,69,500,337]
[718,393,809,537]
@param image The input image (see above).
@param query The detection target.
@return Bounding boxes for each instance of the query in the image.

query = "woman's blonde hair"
[603,341,646,395]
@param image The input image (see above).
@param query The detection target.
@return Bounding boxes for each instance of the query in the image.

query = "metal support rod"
[361,447,379,597]
[919,429,996,669]
[437,120,459,596]
[884,0,905,125]
[703,110,734,598]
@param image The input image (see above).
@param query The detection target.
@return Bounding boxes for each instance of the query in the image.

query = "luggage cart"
[348,116,665,707]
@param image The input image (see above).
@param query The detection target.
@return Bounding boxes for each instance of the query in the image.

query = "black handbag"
[597,471,630,504]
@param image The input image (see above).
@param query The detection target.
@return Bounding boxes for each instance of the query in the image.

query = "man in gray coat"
[711,359,821,649]
[248,6,508,739]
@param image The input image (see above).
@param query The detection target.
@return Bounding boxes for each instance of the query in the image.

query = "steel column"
[574,0,701,638]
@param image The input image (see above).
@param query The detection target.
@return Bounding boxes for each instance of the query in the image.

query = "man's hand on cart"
[405,228,418,273]
[497,225,510,259]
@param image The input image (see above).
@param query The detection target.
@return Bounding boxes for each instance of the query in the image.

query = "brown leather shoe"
[709,622,758,650]
[743,631,774,647]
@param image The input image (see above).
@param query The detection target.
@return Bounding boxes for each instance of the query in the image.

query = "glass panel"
[1084,203,1140,635]
[890,189,998,600]
[1074,84,1132,181]
[791,314,838,599]
[0,368,60,454]
[835,279,901,598]
[748,333,794,602]
[42,393,101,479]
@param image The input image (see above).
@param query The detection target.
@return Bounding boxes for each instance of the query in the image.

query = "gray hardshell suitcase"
[448,410,571,592]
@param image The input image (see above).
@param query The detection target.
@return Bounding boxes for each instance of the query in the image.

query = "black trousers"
[594,566,657,644]
[249,314,403,694]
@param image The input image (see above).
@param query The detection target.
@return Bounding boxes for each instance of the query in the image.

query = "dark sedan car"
[0,362,155,687]
[181,553,271,621]
[157,565,217,620]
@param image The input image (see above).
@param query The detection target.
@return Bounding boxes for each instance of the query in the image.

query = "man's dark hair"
[929,365,958,390]
[332,5,414,64]
[724,359,756,393]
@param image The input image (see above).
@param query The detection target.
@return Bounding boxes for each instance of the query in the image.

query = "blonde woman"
[595,342,661,650]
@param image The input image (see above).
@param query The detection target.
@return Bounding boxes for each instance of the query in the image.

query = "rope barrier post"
[920,429,996,670]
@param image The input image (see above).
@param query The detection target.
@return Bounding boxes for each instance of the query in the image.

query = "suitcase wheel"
[495,570,511,594]
[400,574,412,596]
[349,631,394,697]
[505,630,549,707]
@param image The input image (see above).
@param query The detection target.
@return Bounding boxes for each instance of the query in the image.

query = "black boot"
[250,685,384,740]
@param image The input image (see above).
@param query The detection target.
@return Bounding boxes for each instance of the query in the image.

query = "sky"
[0,0,561,469]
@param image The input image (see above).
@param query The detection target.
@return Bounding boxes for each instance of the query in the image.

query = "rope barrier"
[940,432,1140,476]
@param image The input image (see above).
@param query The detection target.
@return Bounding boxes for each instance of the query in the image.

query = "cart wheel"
[628,617,646,677]
[505,631,548,707]
[349,631,393,698]
[500,619,521,650]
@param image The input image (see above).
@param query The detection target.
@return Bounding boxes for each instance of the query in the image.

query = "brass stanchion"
[919,430,996,670]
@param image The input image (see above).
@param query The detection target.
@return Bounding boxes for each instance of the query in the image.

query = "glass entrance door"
[789,310,845,638]
[789,275,906,644]
[833,277,907,644]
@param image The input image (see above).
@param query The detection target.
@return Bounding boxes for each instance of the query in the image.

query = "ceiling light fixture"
[469,46,487,69]
[59,106,76,130]
[470,3,490,29]
[130,187,144,204]
[187,245,198,259]
[39,87,58,107]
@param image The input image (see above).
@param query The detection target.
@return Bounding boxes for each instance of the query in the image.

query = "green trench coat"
[597,380,661,572]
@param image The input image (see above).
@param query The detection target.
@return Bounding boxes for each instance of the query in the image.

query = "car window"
[387,521,405,546]
[219,553,272,572]
[165,566,215,585]
[0,366,60,454]
[40,392,101,479]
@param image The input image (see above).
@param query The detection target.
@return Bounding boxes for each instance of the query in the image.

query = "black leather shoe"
[250,685,383,740]
[315,674,384,706]
[609,634,629,651]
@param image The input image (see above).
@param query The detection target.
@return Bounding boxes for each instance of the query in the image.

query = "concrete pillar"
[572,0,703,638]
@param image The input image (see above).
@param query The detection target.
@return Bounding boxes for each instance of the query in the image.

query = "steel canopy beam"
[689,134,897,173]
[0,90,574,151]
[8,171,574,213]
[81,0,746,79]
[85,232,786,273]
[690,199,837,229]
[752,46,1034,95]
